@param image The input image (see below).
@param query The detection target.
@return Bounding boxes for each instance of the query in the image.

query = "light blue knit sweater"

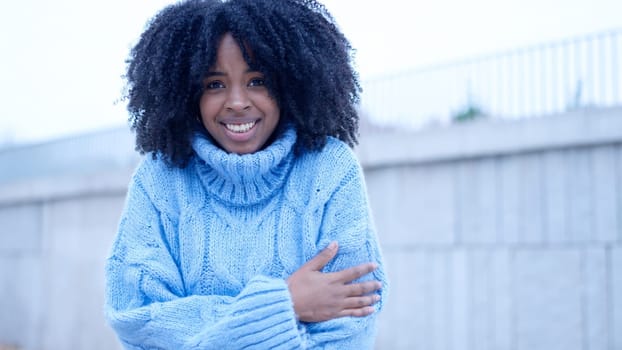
[105,128,387,349]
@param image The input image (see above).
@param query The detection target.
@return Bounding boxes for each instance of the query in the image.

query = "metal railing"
[361,29,622,128]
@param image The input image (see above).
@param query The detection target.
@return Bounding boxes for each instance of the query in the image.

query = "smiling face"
[199,33,280,155]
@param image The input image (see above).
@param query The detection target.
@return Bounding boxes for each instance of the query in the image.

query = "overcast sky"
[0,0,620,145]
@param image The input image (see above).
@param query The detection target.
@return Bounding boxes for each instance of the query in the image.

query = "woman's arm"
[105,176,302,350]
[288,154,388,349]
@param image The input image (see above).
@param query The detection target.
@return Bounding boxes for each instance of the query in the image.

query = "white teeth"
[225,121,256,133]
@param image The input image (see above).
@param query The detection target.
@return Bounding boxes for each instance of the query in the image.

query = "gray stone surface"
[515,154,546,244]
[468,249,513,350]
[0,255,42,350]
[567,149,594,243]
[356,107,622,168]
[41,195,124,260]
[593,145,619,243]
[467,250,493,350]
[583,247,608,350]
[0,127,137,184]
[498,155,521,244]
[365,168,402,247]
[613,246,622,350]
[499,154,546,244]
[367,163,457,247]
[374,251,411,349]
[542,149,569,244]
[0,204,42,254]
[456,159,497,244]
[450,249,468,350]
[38,258,121,350]
[490,249,512,349]
[38,196,125,350]
[514,248,583,350]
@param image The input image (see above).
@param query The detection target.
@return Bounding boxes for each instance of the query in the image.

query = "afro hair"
[125,0,361,167]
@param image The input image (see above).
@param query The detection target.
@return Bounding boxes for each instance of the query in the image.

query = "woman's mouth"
[224,121,256,133]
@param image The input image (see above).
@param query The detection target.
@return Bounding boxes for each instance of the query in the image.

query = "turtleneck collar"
[192,128,297,205]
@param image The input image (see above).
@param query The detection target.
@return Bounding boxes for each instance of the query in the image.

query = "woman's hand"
[286,241,382,323]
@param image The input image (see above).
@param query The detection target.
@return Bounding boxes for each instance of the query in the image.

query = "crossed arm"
[106,237,382,349]
[288,241,381,323]
[105,165,386,349]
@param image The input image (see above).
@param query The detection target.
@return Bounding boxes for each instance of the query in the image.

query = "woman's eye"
[205,81,224,90]
[249,78,265,87]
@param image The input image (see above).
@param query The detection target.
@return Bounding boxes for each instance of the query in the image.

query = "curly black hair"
[125,0,361,167]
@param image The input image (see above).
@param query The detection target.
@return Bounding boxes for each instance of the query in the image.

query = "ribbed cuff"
[219,275,302,349]
[193,276,301,349]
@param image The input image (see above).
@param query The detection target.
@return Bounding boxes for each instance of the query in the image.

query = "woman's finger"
[332,262,377,283]
[342,294,380,310]
[336,306,376,318]
[344,280,382,297]
[303,241,339,271]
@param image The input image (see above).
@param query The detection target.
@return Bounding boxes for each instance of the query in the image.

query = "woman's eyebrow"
[205,69,261,77]
[205,71,225,78]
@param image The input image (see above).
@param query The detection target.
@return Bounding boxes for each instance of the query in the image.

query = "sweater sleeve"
[300,156,388,349]
[105,174,303,350]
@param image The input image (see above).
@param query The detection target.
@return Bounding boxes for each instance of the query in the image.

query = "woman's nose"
[225,85,251,112]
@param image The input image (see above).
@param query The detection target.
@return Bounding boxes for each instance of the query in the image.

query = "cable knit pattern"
[105,129,387,350]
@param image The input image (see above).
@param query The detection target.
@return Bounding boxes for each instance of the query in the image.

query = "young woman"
[105,0,387,348]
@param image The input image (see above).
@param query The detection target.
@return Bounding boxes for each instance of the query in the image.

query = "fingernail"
[328,241,337,250]
[374,294,381,302]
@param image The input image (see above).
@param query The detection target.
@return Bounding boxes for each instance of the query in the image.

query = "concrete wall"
[0,127,137,350]
[0,107,621,349]
[359,107,622,350]
[0,172,132,350]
